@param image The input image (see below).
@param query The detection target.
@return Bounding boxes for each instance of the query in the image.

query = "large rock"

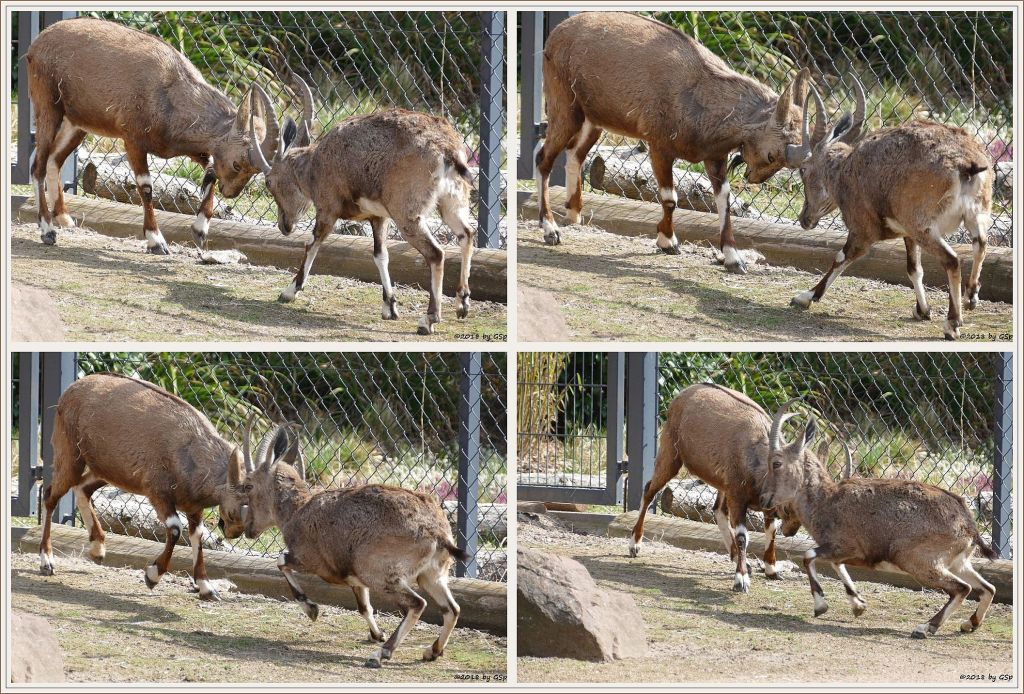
[517,548,648,661]
[10,612,66,683]
[517,287,569,341]
[11,282,66,342]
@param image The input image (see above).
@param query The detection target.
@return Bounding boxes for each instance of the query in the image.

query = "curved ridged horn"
[839,75,867,144]
[785,83,820,166]
[242,412,259,474]
[292,75,315,146]
[248,84,280,172]
[841,438,855,479]
[253,421,287,470]
[809,84,827,145]
[769,398,801,452]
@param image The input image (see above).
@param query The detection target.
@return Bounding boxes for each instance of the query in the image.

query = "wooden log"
[15,524,507,634]
[81,160,236,219]
[17,195,507,302]
[521,189,1012,304]
[608,511,1014,604]
[589,154,750,216]
[543,502,589,513]
[659,479,769,531]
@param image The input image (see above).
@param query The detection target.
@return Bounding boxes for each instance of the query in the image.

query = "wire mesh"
[24,352,507,581]
[516,351,1011,553]
[516,352,612,492]
[64,11,506,247]
[560,11,1013,247]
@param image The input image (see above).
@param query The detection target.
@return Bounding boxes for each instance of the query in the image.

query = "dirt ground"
[517,221,1013,342]
[517,522,1014,685]
[9,551,506,684]
[10,221,506,342]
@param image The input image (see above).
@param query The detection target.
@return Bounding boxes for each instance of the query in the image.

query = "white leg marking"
[357,197,390,218]
[196,579,214,595]
[714,506,733,553]
[791,289,815,308]
[417,315,433,334]
[192,212,210,235]
[660,186,678,206]
[834,250,846,263]
[45,159,60,208]
[74,488,94,535]
[39,217,54,235]
[189,526,203,570]
[764,563,778,578]
[656,232,678,250]
[722,244,741,267]
[542,217,560,237]
[280,280,299,303]
[146,229,168,248]
[628,535,641,556]
[836,563,866,614]
[40,550,55,573]
[145,563,162,586]
[716,180,731,232]
[135,173,154,189]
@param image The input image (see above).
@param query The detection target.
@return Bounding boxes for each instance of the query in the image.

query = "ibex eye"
[772,461,782,470]
[767,153,775,164]
[232,161,242,173]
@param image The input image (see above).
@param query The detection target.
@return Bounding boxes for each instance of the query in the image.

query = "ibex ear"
[801,418,818,451]
[228,446,244,487]
[281,117,299,153]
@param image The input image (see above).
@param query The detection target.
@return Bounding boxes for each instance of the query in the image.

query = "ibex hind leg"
[908,565,971,639]
[630,435,683,557]
[41,418,88,575]
[48,120,87,229]
[417,571,461,661]
[962,209,990,311]
[535,81,584,245]
[398,217,445,335]
[951,554,995,633]
[75,475,108,565]
[564,119,601,226]
[30,109,60,245]
[438,196,475,319]
[366,581,427,668]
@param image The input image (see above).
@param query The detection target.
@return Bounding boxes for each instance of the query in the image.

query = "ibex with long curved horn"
[761,400,998,638]
[536,11,811,273]
[26,18,278,253]
[233,420,468,667]
[248,78,476,335]
[788,77,993,340]
[41,373,251,600]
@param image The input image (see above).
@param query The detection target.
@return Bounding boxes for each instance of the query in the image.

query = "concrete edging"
[17,195,507,303]
[521,189,1012,304]
[15,524,507,635]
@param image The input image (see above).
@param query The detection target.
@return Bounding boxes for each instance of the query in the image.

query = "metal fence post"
[457,352,482,577]
[517,12,544,183]
[626,352,657,511]
[13,353,40,517]
[991,352,1012,558]
[476,11,505,248]
[40,352,77,525]
[607,352,625,503]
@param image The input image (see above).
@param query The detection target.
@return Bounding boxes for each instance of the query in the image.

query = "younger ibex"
[235,421,467,667]
[26,18,278,253]
[788,78,993,340]
[41,373,250,600]
[630,383,807,592]
[250,79,476,335]
[537,11,810,273]
[760,400,998,638]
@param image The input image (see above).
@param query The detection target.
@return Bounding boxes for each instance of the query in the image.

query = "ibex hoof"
[912,304,931,321]
[943,321,960,341]
[910,627,931,640]
[147,242,170,256]
[813,604,829,618]
[724,260,747,275]
[456,305,469,319]
[852,601,867,617]
[191,229,208,250]
[364,658,382,669]
[790,292,813,309]
[658,244,682,256]
[960,620,977,633]
[416,325,433,336]
[370,631,386,643]
[422,645,442,661]
[90,554,105,566]
[199,589,221,602]
[543,232,561,246]
[40,231,58,246]
[966,294,979,311]
[732,573,751,592]
[144,570,159,590]
[302,602,320,622]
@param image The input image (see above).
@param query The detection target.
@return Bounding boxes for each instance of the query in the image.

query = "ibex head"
[229,415,307,540]
[212,86,281,198]
[732,67,811,184]
[791,76,867,229]
[760,398,854,510]
[249,77,316,235]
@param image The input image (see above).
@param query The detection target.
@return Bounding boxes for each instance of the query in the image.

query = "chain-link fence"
[11,352,508,581]
[516,351,1012,557]
[520,11,1012,247]
[13,10,507,247]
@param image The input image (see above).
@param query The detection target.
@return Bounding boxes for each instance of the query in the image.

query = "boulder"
[517,287,569,341]
[517,548,648,661]
[10,612,66,683]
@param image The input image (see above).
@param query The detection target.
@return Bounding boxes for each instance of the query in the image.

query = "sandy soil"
[10,222,506,342]
[517,220,1013,342]
[517,521,1014,685]
[9,551,506,684]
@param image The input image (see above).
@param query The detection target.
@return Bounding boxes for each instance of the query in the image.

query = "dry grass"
[9,551,506,684]
[517,221,1013,342]
[517,522,1014,684]
[10,222,506,342]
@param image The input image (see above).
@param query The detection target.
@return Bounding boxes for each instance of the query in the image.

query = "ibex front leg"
[650,149,681,255]
[144,498,182,590]
[126,147,170,255]
[705,158,744,273]
[280,216,335,303]
[191,161,217,249]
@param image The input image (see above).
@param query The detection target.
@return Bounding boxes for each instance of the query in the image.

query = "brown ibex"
[249,79,476,335]
[536,11,810,273]
[788,78,993,340]
[41,373,250,600]
[630,383,809,591]
[760,400,998,638]
[234,421,467,667]
[26,17,278,253]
